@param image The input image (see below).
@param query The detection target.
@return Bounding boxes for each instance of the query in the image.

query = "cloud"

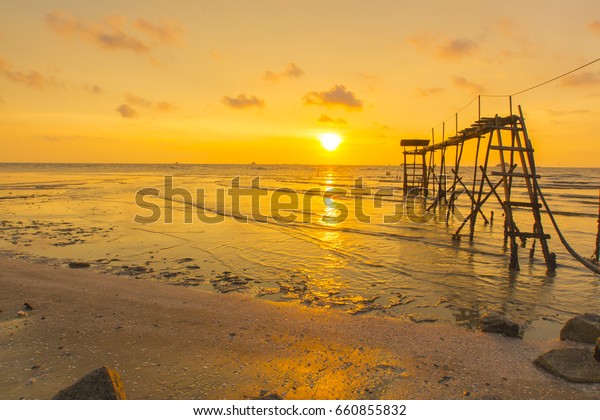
[560,71,600,87]
[0,58,60,89]
[46,11,149,53]
[45,11,183,54]
[318,114,347,126]
[115,104,138,118]
[264,63,305,82]
[588,20,600,35]
[408,33,478,61]
[437,38,478,60]
[406,33,435,52]
[126,93,153,108]
[84,84,103,95]
[303,85,363,109]
[416,87,444,97]
[451,76,485,93]
[156,101,175,111]
[124,93,176,112]
[494,17,520,39]
[133,18,183,45]
[222,94,265,109]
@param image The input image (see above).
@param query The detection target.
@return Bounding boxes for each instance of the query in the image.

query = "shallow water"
[1,162,599,340]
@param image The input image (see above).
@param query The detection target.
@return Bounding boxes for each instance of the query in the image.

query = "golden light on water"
[318,133,342,152]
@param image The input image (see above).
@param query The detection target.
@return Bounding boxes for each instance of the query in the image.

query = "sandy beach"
[1,258,598,400]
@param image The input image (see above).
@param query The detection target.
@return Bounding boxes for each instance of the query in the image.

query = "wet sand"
[1,258,598,400]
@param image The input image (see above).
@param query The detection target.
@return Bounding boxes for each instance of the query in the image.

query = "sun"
[318,133,342,151]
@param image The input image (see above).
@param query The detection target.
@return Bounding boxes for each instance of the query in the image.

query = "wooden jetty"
[402,105,557,272]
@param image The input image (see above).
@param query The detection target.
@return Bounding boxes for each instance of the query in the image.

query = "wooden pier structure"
[402,105,557,272]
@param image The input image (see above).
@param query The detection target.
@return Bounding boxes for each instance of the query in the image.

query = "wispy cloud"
[588,19,600,35]
[318,114,347,126]
[115,104,138,118]
[560,71,600,87]
[416,87,444,97]
[0,58,61,89]
[156,101,175,111]
[83,84,103,95]
[406,33,436,52]
[264,63,305,82]
[125,93,176,110]
[437,38,478,60]
[407,33,478,61]
[45,11,184,54]
[222,94,265,109]
[303,85,363,109]
[494,17,519,39]
[451,76,485,93]
[133,18,183,45]
[126,93,153,108]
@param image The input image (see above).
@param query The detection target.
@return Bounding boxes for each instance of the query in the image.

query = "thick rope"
[536,183,600,274]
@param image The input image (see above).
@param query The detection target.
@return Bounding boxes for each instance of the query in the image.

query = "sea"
[1,162,599,340]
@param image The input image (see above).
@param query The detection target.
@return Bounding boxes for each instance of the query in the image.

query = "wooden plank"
[490,146,533,152]
[401,139,430,146]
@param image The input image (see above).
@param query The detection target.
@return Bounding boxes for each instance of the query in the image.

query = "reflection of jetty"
[402,106,556,272]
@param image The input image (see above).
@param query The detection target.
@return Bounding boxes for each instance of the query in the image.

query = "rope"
[430,55,600,134]
[536,181,600,274]
[511,56,600,96]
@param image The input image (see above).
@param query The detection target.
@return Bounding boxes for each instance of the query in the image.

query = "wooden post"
[595,188,600,262]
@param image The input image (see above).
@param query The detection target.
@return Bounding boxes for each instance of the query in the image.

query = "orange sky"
[1,0,600,166]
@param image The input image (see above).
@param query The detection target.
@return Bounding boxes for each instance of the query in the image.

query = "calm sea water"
[1,163,599,340]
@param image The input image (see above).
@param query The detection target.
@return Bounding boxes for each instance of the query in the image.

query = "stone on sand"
[595,338,600,363]
[52,366,126,400]
[68,262,91,269]
[534,348,600,383]
[479,312,520,337]
[559,313,600,344]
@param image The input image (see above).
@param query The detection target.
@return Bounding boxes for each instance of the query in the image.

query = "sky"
[1,0,600,166]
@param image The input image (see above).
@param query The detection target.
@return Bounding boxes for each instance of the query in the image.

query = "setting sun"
[318,133,343,152]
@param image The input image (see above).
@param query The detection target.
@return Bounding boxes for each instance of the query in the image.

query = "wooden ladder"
[401,139,430,197]
[487,106,556,272]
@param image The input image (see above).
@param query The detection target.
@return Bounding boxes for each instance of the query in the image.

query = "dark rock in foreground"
[479,312,520,337]
[535,348,600,383]
[595,338,600,363]
[253,390,283,400]
[52,366,126,400]
[68,262,91,269]
[560,313,600,344]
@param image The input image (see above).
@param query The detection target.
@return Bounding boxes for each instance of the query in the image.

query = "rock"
[407,313,439,323]
[595,338,600,363]
[479,312,520,337]
[68,262,91,269]
[23,303,33,310]
[254,390,283,400]
[17,311,28,317]
[560,313,600,344]
[534,348,600,383]
[52,366,126,400]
